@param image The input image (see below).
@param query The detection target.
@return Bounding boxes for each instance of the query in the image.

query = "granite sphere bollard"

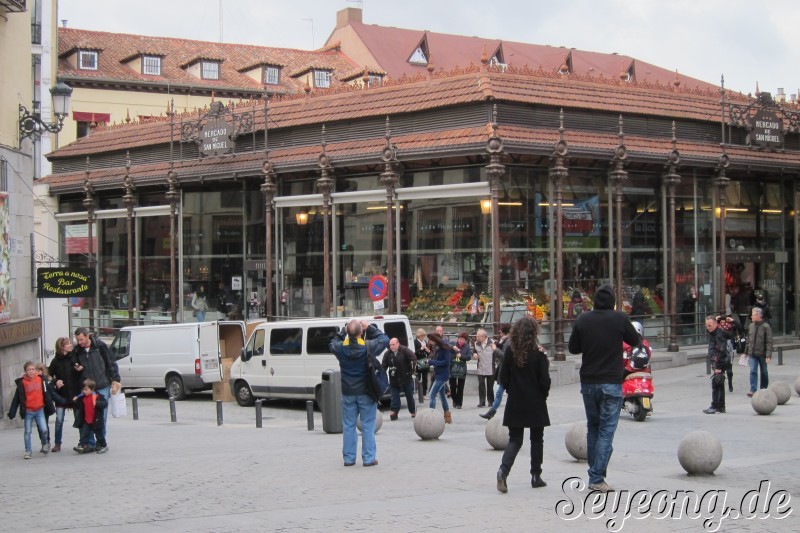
[565,422,587,461]
[768,382,792,405]
[795,376,800,396]
[484,415,509,450]
[356,409,384,433]
[677,430,723,475]
[751,389,778,415]
[413,408,446,440]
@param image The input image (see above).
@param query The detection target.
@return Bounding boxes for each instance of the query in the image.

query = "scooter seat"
[625,372,651,380]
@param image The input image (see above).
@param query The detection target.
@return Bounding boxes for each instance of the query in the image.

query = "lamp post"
[379,117,399,312]
[261,158,277,319]
[122,152,136,323]
[663,123,681,352]
[609,116,628,309]
[316,127,335,317]
[19,81,73,141]
[549,109,568,361]
[486,106,505,334]
[82,158,96,331]
[715,152,731,312]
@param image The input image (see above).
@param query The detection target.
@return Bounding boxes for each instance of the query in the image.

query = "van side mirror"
[241,346,250,362]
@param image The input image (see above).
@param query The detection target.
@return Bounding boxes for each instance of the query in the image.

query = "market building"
[40,10,800,356]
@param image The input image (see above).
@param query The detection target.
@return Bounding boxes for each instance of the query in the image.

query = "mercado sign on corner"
[36,268,95,298]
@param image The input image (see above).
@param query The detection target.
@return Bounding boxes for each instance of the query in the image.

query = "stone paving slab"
[1,355,799,532]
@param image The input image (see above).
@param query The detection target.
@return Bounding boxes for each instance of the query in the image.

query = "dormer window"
[313,69,331,88]
[409,46,427,65]
[264,65,280,85]
[143,55,162,76]
[368,74,383,87]
[202,61,220,80]
[79,50,98,70]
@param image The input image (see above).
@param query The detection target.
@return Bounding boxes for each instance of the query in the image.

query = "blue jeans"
[429,379,450,411]
[196,310,206,322]
[87,386,111,447]
[390,381,416,414]
[748,356,769,393]
[54,406,66,445]
[24,408,48,453]
[490,384,505,411]
[581,383,623,485]
[341,394,377,464]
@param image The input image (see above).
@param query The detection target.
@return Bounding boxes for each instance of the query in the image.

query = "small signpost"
[368,275,387,310]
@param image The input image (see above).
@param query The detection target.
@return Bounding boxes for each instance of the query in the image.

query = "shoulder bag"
[366,354,389,402]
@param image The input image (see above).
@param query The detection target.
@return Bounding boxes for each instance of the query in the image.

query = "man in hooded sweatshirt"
[568,284,640,493]
[329,319,389,467]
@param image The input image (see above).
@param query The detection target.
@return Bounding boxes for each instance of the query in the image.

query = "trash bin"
[321,369,343,434]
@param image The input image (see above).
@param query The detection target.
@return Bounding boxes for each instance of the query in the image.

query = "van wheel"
[166,375,186,400]
[235,381,255,407]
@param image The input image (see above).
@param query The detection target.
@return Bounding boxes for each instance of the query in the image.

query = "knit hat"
[593,284,616,310]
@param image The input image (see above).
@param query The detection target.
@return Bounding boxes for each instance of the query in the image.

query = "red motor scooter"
[622,322,654,422]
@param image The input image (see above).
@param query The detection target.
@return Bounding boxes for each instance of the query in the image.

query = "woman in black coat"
[495,316,551,493]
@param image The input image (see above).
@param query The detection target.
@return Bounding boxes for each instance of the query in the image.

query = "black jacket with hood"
[568,284,640,384]
[72,336,120,391]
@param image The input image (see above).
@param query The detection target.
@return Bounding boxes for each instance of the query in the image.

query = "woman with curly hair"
[495,317,551,493]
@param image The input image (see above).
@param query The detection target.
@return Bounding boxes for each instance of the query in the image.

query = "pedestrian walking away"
[329,319,389,466]
[382,337,418,420]
[568,284,640,493]
[495,317,550,493]
[745,307,772,397]
[426,332,453,424]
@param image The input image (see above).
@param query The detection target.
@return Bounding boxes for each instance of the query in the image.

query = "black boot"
[531,474,547,488]
[496,468,508,493]
[479,409,496,420]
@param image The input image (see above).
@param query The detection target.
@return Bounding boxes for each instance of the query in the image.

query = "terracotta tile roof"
[333,20,719,92]
[48,69,755,161]
[44,122,800,194]
[57,28,359,95]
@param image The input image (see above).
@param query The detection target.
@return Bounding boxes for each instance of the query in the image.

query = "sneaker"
[41,443,50,454]
[588,481,614,493]
[716,408,726,414]
[52,444,61,453]
[24,451,32,459]
[343,461,355,467]
[497,469,508,493]
[363,460,379,467]
[702,407,718,414]
[95,446,108,454]
[73,445,85,454]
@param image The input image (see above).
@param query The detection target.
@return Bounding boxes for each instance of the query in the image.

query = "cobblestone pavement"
[1,352,799,532]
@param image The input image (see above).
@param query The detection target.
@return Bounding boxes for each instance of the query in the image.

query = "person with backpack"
[328,319,389,467]
[703,315,732,414]
[745,307,773,397]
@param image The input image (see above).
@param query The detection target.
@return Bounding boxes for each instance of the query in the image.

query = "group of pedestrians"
[7,327,120,459]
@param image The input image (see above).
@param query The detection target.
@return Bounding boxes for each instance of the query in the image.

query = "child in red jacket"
[72,379,108,454]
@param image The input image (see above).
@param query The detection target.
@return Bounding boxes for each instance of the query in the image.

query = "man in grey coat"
[745,306,773,397]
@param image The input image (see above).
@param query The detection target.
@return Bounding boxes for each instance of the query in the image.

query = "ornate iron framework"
[727,92,800,151]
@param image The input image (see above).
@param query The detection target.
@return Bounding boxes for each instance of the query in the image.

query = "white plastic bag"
[110,391,127,418]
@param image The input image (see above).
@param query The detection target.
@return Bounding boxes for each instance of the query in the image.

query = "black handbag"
[366,354,389,402]
[450,359,467,379]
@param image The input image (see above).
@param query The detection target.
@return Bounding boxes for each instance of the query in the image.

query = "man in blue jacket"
[329,319,389,467]
[568,284,640,493]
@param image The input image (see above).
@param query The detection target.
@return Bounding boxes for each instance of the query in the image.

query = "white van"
[229,314,412,407]
[110,321,245,400]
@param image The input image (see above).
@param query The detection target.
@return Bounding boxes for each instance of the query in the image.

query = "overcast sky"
[59,0,798,97]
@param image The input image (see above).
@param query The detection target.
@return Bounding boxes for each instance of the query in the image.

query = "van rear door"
[198,322,223,383]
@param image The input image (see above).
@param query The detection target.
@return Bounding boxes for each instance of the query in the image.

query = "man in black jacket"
[704,316,731,413]
[568,284,640,493]
[72,327,120,447]
[382,338,417,420]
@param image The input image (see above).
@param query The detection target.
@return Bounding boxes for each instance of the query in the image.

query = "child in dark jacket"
[72,378,108,454]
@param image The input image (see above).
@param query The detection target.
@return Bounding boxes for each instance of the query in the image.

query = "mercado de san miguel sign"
[180,100,256,158]
[36,268,95,298]
[750,108,783,149]
[200,112,233,157]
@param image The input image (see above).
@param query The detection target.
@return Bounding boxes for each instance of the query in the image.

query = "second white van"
[229,314,412,407]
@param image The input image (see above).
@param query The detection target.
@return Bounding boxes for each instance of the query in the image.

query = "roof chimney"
[776,87,786,102]
[61,19,68,27]
[336,7,362,29]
